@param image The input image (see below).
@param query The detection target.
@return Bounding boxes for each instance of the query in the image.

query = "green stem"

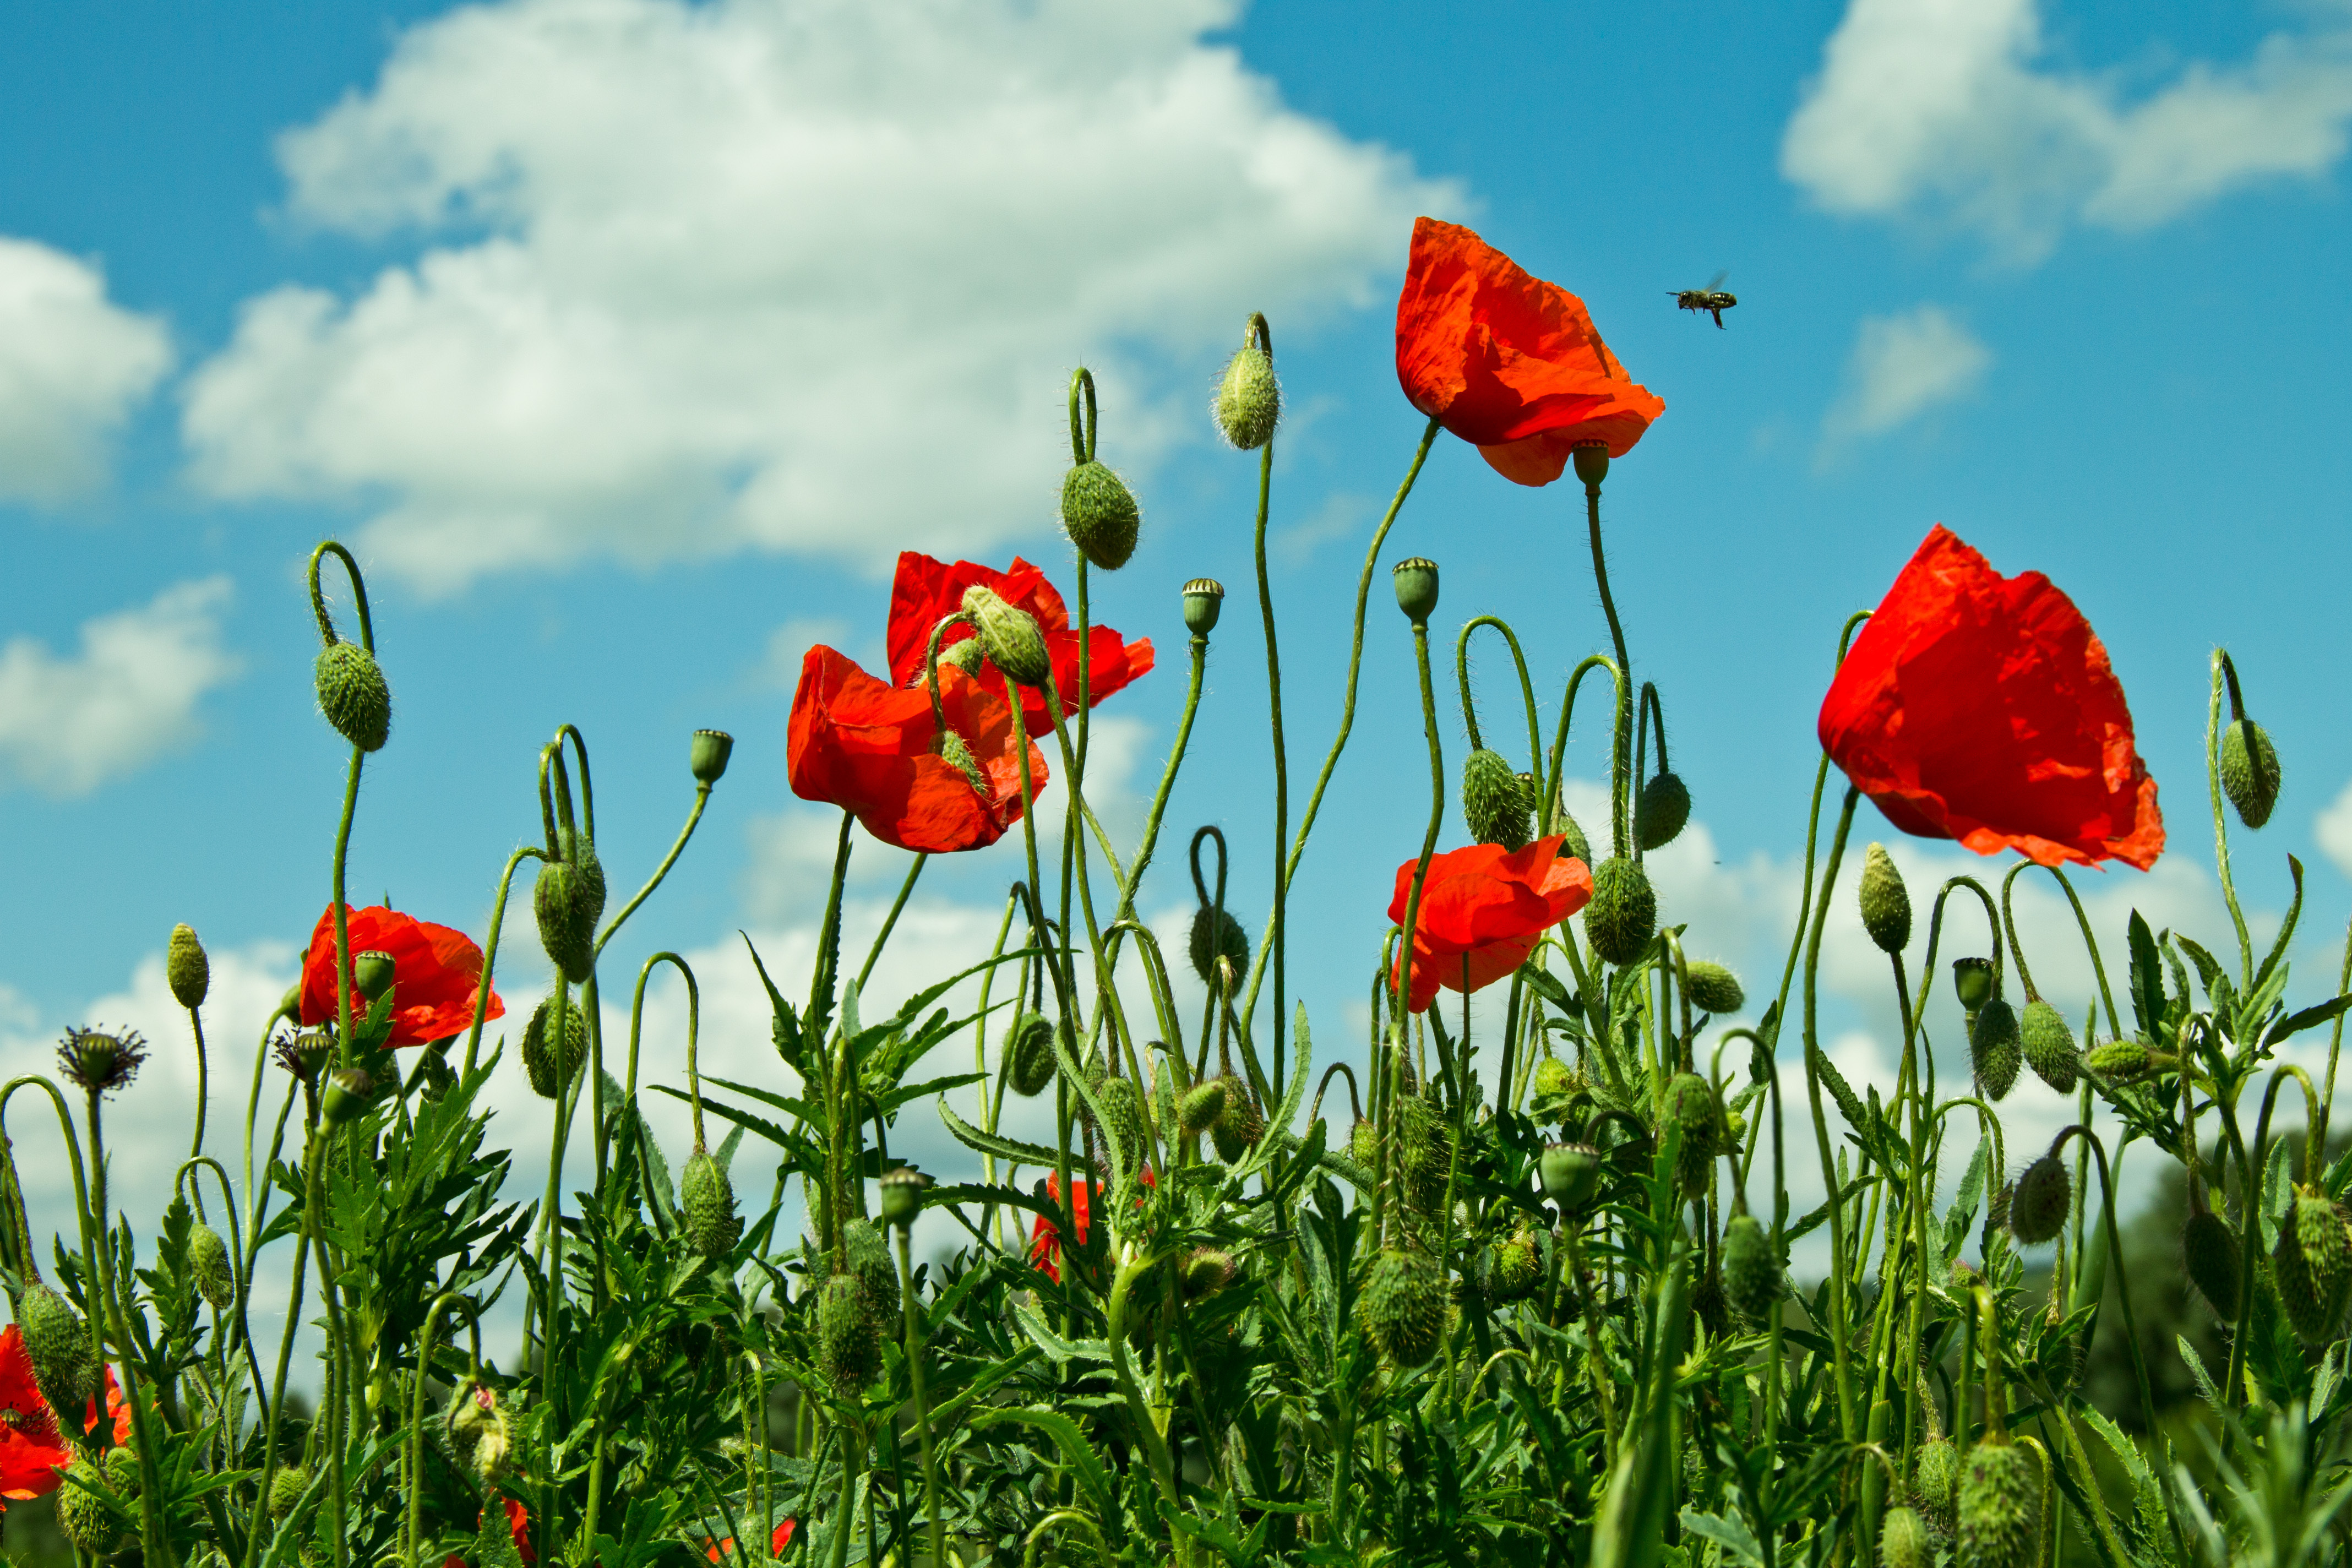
[897,1228,944,1568]
[465,846,545,1077]
[1801,787,1863,1441]
[1581,470,1634,854]
[2206,652,2255,989]
[1253,422,1288,1104]
[854,853,928,996]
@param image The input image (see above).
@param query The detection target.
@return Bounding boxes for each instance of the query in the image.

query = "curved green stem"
[2207,652,2255,988]
[1801,787,1863,1440]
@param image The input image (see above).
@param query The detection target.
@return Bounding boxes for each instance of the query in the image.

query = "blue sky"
[3,0,2350,1292]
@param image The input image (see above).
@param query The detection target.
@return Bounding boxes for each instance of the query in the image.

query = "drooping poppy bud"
[322,1066,375,1126]
[1858,843,1911,955]
[690,729,734,785]
[682,1146,743,1256]
[2084,1037,2158,1081]
[1461,749,1532,850]
[2019,999,2079,1093]
[190,1222,236,1311]
[1878,1506,1931,1568]
[818,1273,881,1392]
[2183,1196,2241,1321]
[1359,1247,1446,1366]
[1683,961,1745,1016]
[1970,998,2023,1101]
[57,1456,126,1554]
[1951,957,1996,1012]
[1092,1074,1151,1175]
[1721,1212,1781,1319]
[2219,717,2282,830]
[18,1282,99,1423]
[1215,344,1281,450]
[1539,1141,1602,1210]
[1183,1246,1237,1299]
[1391,557,1439,627]
[533,860,595,986]
[1176,1078,1227,1137]
[269,1463,310,1517]
[1691,1267,1732,1339]
[961,585,1053,690]
[843,1219,902,1338]
[1488,1228,1542,1302]
[2009,1153,2072,1245]
[1182,578,1225,637]
[1912,1437,1959,1535]
[1583,857,1657,967]
[2273,1185,2350,1344]
[940,638,986,677]
[167,924,210,1010]
[1636,770,1690,851]
[1958,1442,2038,1568]
[522,995,588,1101]
[315,639,392,753]
[1210,1072,1261,1164]
[353,950,396,1003]
[1664,1071,1721,1195]
[1005,1012,1059,1098]
[1060,461,1141,571]
[1396,1091,1452,1213]
[1554,801,1593,866]
[1190,905,1250,990]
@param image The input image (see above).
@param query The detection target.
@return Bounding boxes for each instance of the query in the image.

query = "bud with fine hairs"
[167,923,210,1009]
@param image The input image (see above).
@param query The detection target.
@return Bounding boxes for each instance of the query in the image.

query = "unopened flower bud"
[1721,1212,1782,1319]
[2009,1152,2072,1244]
[268,1463,309,1518]
[315,639,391,753]
[167,924,210,1010]
[1971,998,2023,1101]
[940,637,985,678]
[190,1222,236,1311]
[1682,961,1745,1016]
[1879,1506,1931,1568]
[960,585,1052,689]
[938,731,990,797]
[1358,1246,1445,1367]
[690,728,734,785]
[1636,770,1690,851]
[353,950,396,1003]
[682,1146,744,1255]
[2084,1037,2154,1081]
[522,994,588,1101]
[1060,461,1141,571]
[1189,905,1249,990]
[1958,1441,2038,1568]
[1461,749,1531,850]
[18,1282,99,1422]
[2219,717,2282,830]
[1583,857,1657,966]
[1183,1246,1238,1299]
[1213,343,1280,450]
[1951,957,1996,1013]
[533,835,605,986]
[1858,843,1911,954]
[2020,999,2079,1093]
[1005,1012,1059,1098]
[1391,558,1439,626]
[878,1166,929,1232]
[1177,1077,1228,1137]
[1182,578,1224,637]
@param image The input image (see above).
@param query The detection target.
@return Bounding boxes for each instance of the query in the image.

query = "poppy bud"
[1951,957,1995,1013]
[1682,961,1744,1016]
[1691,1269,1731,1340]
[322,1066,375,1126]
[1092,1074,1151,1174]
[57,1457,124,1554]
[818,1274,882,1392]
[353,949,396,1003]
[268,1463,309,1518]
[960,585,1053,689]
[315,639,392,753]
[1529,1055,1576,1121]
[940,638,985,677]
[1005,1012,1059,1098]
[1349,1117,1380,1167]
[1958,1441,2038,1568]
[2010,1152,2072,1245]
[1582,857,1657,967]
[1721,1212,1781,1319]
[1213,343,1281,450]
[1210,1072,1262,1164]
[878,1166,929,1233]
[1572,443,1609,489]
[1461,749,1532,850]
[1176,1077,1227,1137]
[1539,1141,1602,1210]
[690,728,734,785]
[1664,1071,1721,1194]
[843,1219,901,1336]
[1182,578,1225,637]
[2019,999,2078,1093]
[1970,998,2022,1101]
[938,730,990,797]
[18,1282,99,1422]
[2084,1037,2157,1081]
[682,1145,743,1256]
[2219,717,2282,830]
[1912,1438,1959,1535]
[1391,557,1439,627]
[1189,905,1250,990]
[522,994,589,1101]
[1488,1228,1542,1302]
[1183,1246,1238,1299]
[190,1221,236,1311]
[2183,1203,2241,1320]
[1555,803,1593,867]
[533,860,595,986]
[1359,1246,1446,1366]
[1635,770,1691,851]
[1396,1091,1452,1212]
[167,924,210,1010]
[1858,843,1911,955]
[1879,1506,1931,1568]
[1060,460,1141,571]
[2273,1185,2350,1343]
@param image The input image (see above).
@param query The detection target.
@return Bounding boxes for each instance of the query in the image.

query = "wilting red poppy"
[885,552,1153,729]
[0,1326,69,1502]
[703,1518,798,1561]
[301,905,504,1047]
[443,1498,535,1568]
[1395,217,1665,487]
[1029,1169,1156,1283]
[789,646,1048,854]
[1387,837,1593,1013]
[1819,526,2163,871]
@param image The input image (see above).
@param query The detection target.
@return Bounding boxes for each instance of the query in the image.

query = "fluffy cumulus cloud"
[0,236,172,501]
[0,577,243,796]
[2320,778,2352,881]
[1782,0,2352,258]
[1820,304,1990,449]
[181,0,1455,595]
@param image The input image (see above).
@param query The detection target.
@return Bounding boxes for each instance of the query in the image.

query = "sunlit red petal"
[885,552,1153,727]
[300,905,503,1047]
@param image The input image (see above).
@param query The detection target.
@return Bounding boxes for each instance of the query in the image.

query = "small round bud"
[960,585,1053,689]
[1721,1213,1781,1319]
[1970,997,2022,1101]
[1391,557,1439,626]
[2009,1152,2072,1244]
[315,639,391,753]
[268,1463,309,1518]
[1005,1011,1059,1098]
[190,1222,236,1311]
[1181,578,1225,637]
[1213,344,1281,450]
[533,861,594,986]
[1488,1228,1542,1302]
[1189,905,1250,990]
[1060,461,1141,571]
[522,994,589,1101]
[1182,1246,1238,1299]
[940,638,985,677]
[19,1282,99,1421]
[2274,1184,2351,1344]
[1635,771,1690,851]
[167,924,210,1010]
[1539,1141,1602,1210]
[879,1166,930,1233]
[1358,1247,1446,1366]
[682,1146,744,1255]
[56,1456,124,1554]
[353,950,396,1003]
[1176,1078,1228,1137]
[2219,717,2282,830]
[1958,1442,2038,1568]
[1349,1117,1379,1167]
[1572,443,1610,488]
[1528,1055,1577,1122]
[817,1273,882,1392]
[1092,1074,1152,1174]
[1461,749,1532,850]
[1858,843,1912,954]
[2019,999,2079,1093]
[1682,961,1745,1016]
[322,1066,376,1126]
[1879,1506,1931,1568]
[2084,1037,2154,1081]
[1912,1437,1960,1534]
[1583,857,1657,967]
[690,729,734,785]
[1951,957,1996,1012]
[1208,1072,1262,1164]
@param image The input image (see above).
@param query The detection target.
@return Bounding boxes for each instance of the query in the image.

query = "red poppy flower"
[443,1499,535,1568]
[1395,217,1665,487]
[300,905,504,1047]
[0,1326,69,1502]
[703,1518,798,1561]
[788,645,1047,854]
[1028,1168,1156,1284]
[885,553,1154,730]
[1819,525,2163,871]
[85,1364,132,1450]
[1387,837,1593,1014]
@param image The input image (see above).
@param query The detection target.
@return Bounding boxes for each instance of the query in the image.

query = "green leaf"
[2255,854,2307,994]
[972,1404,1119,1522]
[742,932,803,1075]
[936,1098,1061,1169]
[2127,911,2163,1042]
[2267,995,2352,1050]
[1679,1505,1764,1567]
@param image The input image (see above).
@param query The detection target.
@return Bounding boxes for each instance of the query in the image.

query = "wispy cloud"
[1820,305,1991,454]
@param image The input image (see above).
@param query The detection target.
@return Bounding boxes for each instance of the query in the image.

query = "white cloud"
[1821,305,1990,448]
[2319,777,2352,880]
[0,237,172,501]
[181,0,1455,595]
[1782,0,2352,258]
[0,578,243,796]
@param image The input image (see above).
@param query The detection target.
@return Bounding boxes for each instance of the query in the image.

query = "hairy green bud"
[190,1222,236,1312]
[1060,462,1141,571]
[1721,1212,1782,1320]
[167,923,210,1010]
[522,993,589,1101]
[1189,905,1250,990]
[1462,748,1532,850]
[1359,1247,1447,1367]
[1210,1072,1262,1164]
[2010,1153,2072,1245]
[2184,1207,2242,1321]
[315,639,391,753]
[816,1274,881,1393]
[2219,717,2282,830]
[1970,997,2022,1101]
[961,584,1053,688]
[681,1146,743,1257]
[1912,1437,1960,1535]
[2019,999,2079,1093]
[1214,344,1281,450]
[1957,1441,2038,1568]
[2084,1037,2154,1082]
[1879,1506,1931,1568]
[1636,770,1691,851]
[1682,960,1744,1016]
[1177,1077,1227,1138]
[1583,857,1657,967]
[1006,1011,1059,1099]
[18,1281,99,1423]
[1858,843,1912,955]
[2274,1184,2351,1344]
[1488,1228,1542,1303]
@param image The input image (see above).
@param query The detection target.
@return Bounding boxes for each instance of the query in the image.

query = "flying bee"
[1671,271,1736,328]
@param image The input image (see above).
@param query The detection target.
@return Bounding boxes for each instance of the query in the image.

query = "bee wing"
[1706,269,1730,293]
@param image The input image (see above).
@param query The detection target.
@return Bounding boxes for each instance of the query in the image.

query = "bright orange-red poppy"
[300,905,504,1047]
[1387,837,1593,1013]
[885,553,1153,730]
[1029,1169,1155,1284]
[703,1517,798,1561]
[0,1325,69,1503]
[1819,526,2163,871]
[1395,217,1664,486]
[788,646,1048,854]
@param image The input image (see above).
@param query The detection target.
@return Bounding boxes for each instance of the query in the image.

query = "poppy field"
[3,211,2345,1568]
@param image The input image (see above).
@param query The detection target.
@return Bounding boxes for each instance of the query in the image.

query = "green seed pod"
[938,731,989,797]
[1683,961,1745,1016]
[1181,578,1224,637]
[1359,1247,1447,1367]
[1391,557,1439,626]
[1214,344,1281,450]
[1951,957,1996,1013]
[315,639,391,753]
[1721,1213,1782,1320]
[681,1146,743,1257]
[1189,905,1250,990]
[1489,1229,1542,1303]
[19,1282,99,1422]
[1182,1246,1237,1299]
[1462,748,1532,850]
[689,728,733,784]
[1529,1055,1576,1121]
[268,1462,309,1518]
[2009,1153,2072,1245]
[522,994,588,1101]
[352,949,396,1002]
[1539,1141,1602,1211]
[1210,1072,1262,1164]
[2084,1037,2153,1081]
[56,1457,124,1554]
[1583,857,1657,967]
[961,584,1054,687]
[1060,460,1141,571]
[1970,998,2023,1102]
[190,1221,236,1311]
[2219,717,2282,830]
[1858,843,1912,955]
[1957,1441,2038,1568]
[1176,1078,1227,1138]
[1636,770,1691,851]
[2019,1000,2079,1093]
[2184,1207,2242,1321]
[1572,444,1609,488]
[1006,1011,1059,1098]
[167,923,210,1010]
[879,1166,929,1233]
[2273,1185,2351,1344]
[533,859,595,984]
[1879,1506,1931,1568]
[816,1273,882,1393]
